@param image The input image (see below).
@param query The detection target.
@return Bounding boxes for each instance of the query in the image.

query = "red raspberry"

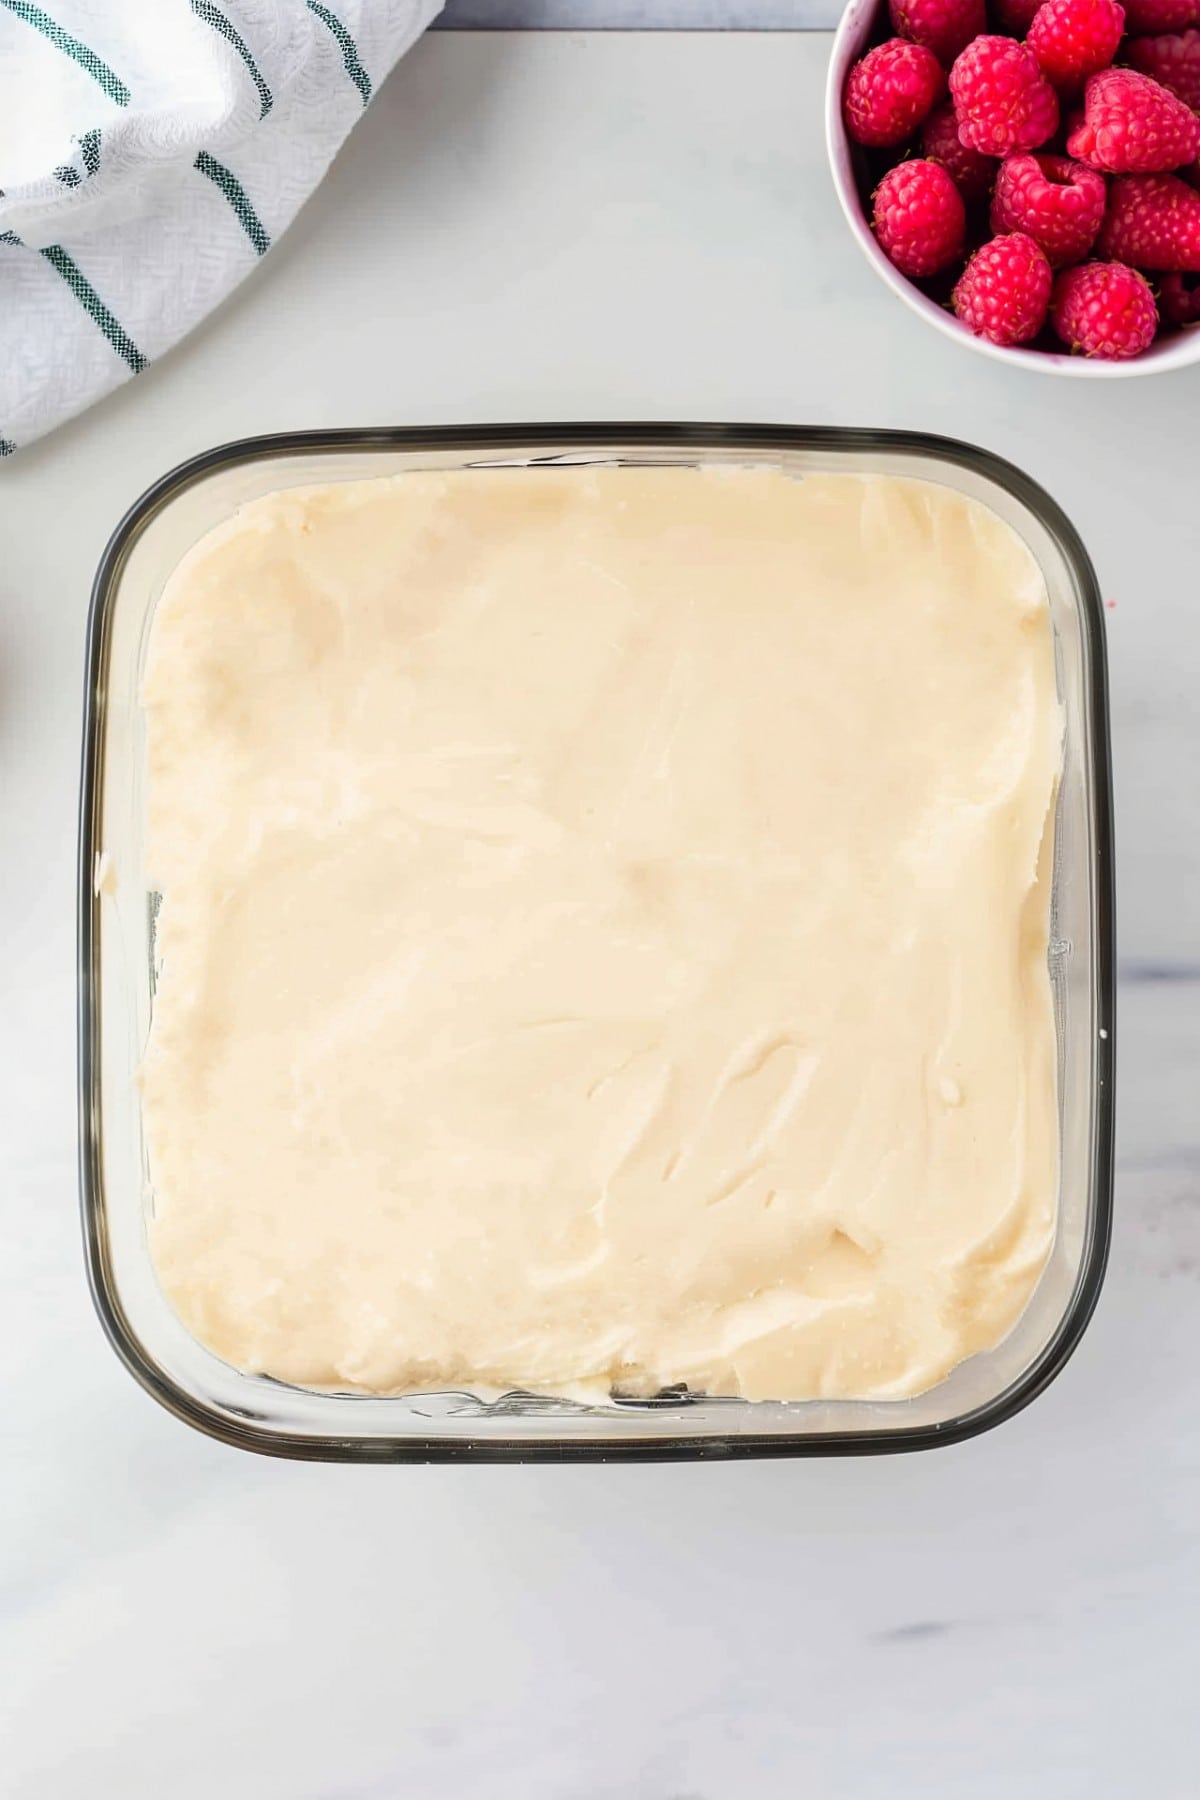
[991,152,1107,262]
[1050,261,1159,355]
[952,231,1054,341]
[873,158,969,275]
[1067,69,1200,172]
[950,37,1061,155]
[1160,270,1200,320]
[1027,0,1125,91]
[844,40,947,147]
[1097,171,1200,265]
[1126,33,1200,120]
[1122,0,1200,29]
[889,0,986,66]
[993,0,1043,28]
[921,101,999,198]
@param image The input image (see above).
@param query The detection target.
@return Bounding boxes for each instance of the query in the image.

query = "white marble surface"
[437,2,840,25]
[2,29,1199,1799]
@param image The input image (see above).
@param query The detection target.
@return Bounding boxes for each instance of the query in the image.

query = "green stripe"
[40,246,147,373]
[0,440,16,457]
[79,127,101,176]
[306,1,371,105]
[194,151,270,256]
[55,128,103,186]
[0,1,130,105]
[190,0,272,117]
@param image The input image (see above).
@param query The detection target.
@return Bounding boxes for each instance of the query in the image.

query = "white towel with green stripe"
[0,0,442,456]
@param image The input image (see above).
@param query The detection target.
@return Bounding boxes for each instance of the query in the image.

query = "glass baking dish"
[78,425,1115,1462]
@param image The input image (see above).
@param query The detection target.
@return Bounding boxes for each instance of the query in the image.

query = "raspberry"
[1050,261,1159,355]
[993,0,1042,31]
[952,231,1054,341]
[991,152,1107,262]
[844,40,947,147]
[921,101,999,198]
[1121,0,1200,29]
[1097,171,1200,265]
[1067,69,1200,173]
[1027,0,1125,91]
[950,37,1060,155]
[1126,33,1200,120]
[1161,269,1200,320]
[889,0,986,66]
[873,158,969,274]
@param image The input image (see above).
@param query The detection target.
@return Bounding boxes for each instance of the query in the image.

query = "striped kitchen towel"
[0,0,442,455]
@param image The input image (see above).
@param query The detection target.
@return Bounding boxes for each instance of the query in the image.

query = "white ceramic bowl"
[826,0,1200,378]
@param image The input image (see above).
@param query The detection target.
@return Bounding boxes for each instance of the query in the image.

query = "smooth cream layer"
[141,467,1061,1402]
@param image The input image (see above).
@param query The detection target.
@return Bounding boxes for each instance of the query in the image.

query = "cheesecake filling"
[141,466,1061,1402]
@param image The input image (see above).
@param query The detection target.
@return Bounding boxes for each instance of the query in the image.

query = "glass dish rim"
[77,422,1116,1463]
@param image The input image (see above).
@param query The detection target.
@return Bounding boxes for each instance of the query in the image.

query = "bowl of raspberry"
[827,0,1200,371]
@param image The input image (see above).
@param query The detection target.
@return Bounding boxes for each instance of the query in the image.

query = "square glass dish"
[78,425,1115,1462]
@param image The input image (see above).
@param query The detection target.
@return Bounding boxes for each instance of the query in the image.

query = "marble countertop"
[437,2,842,25]
[2,28,1199,1800]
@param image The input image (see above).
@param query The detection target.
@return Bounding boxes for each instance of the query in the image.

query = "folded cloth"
[0,0,442,454]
